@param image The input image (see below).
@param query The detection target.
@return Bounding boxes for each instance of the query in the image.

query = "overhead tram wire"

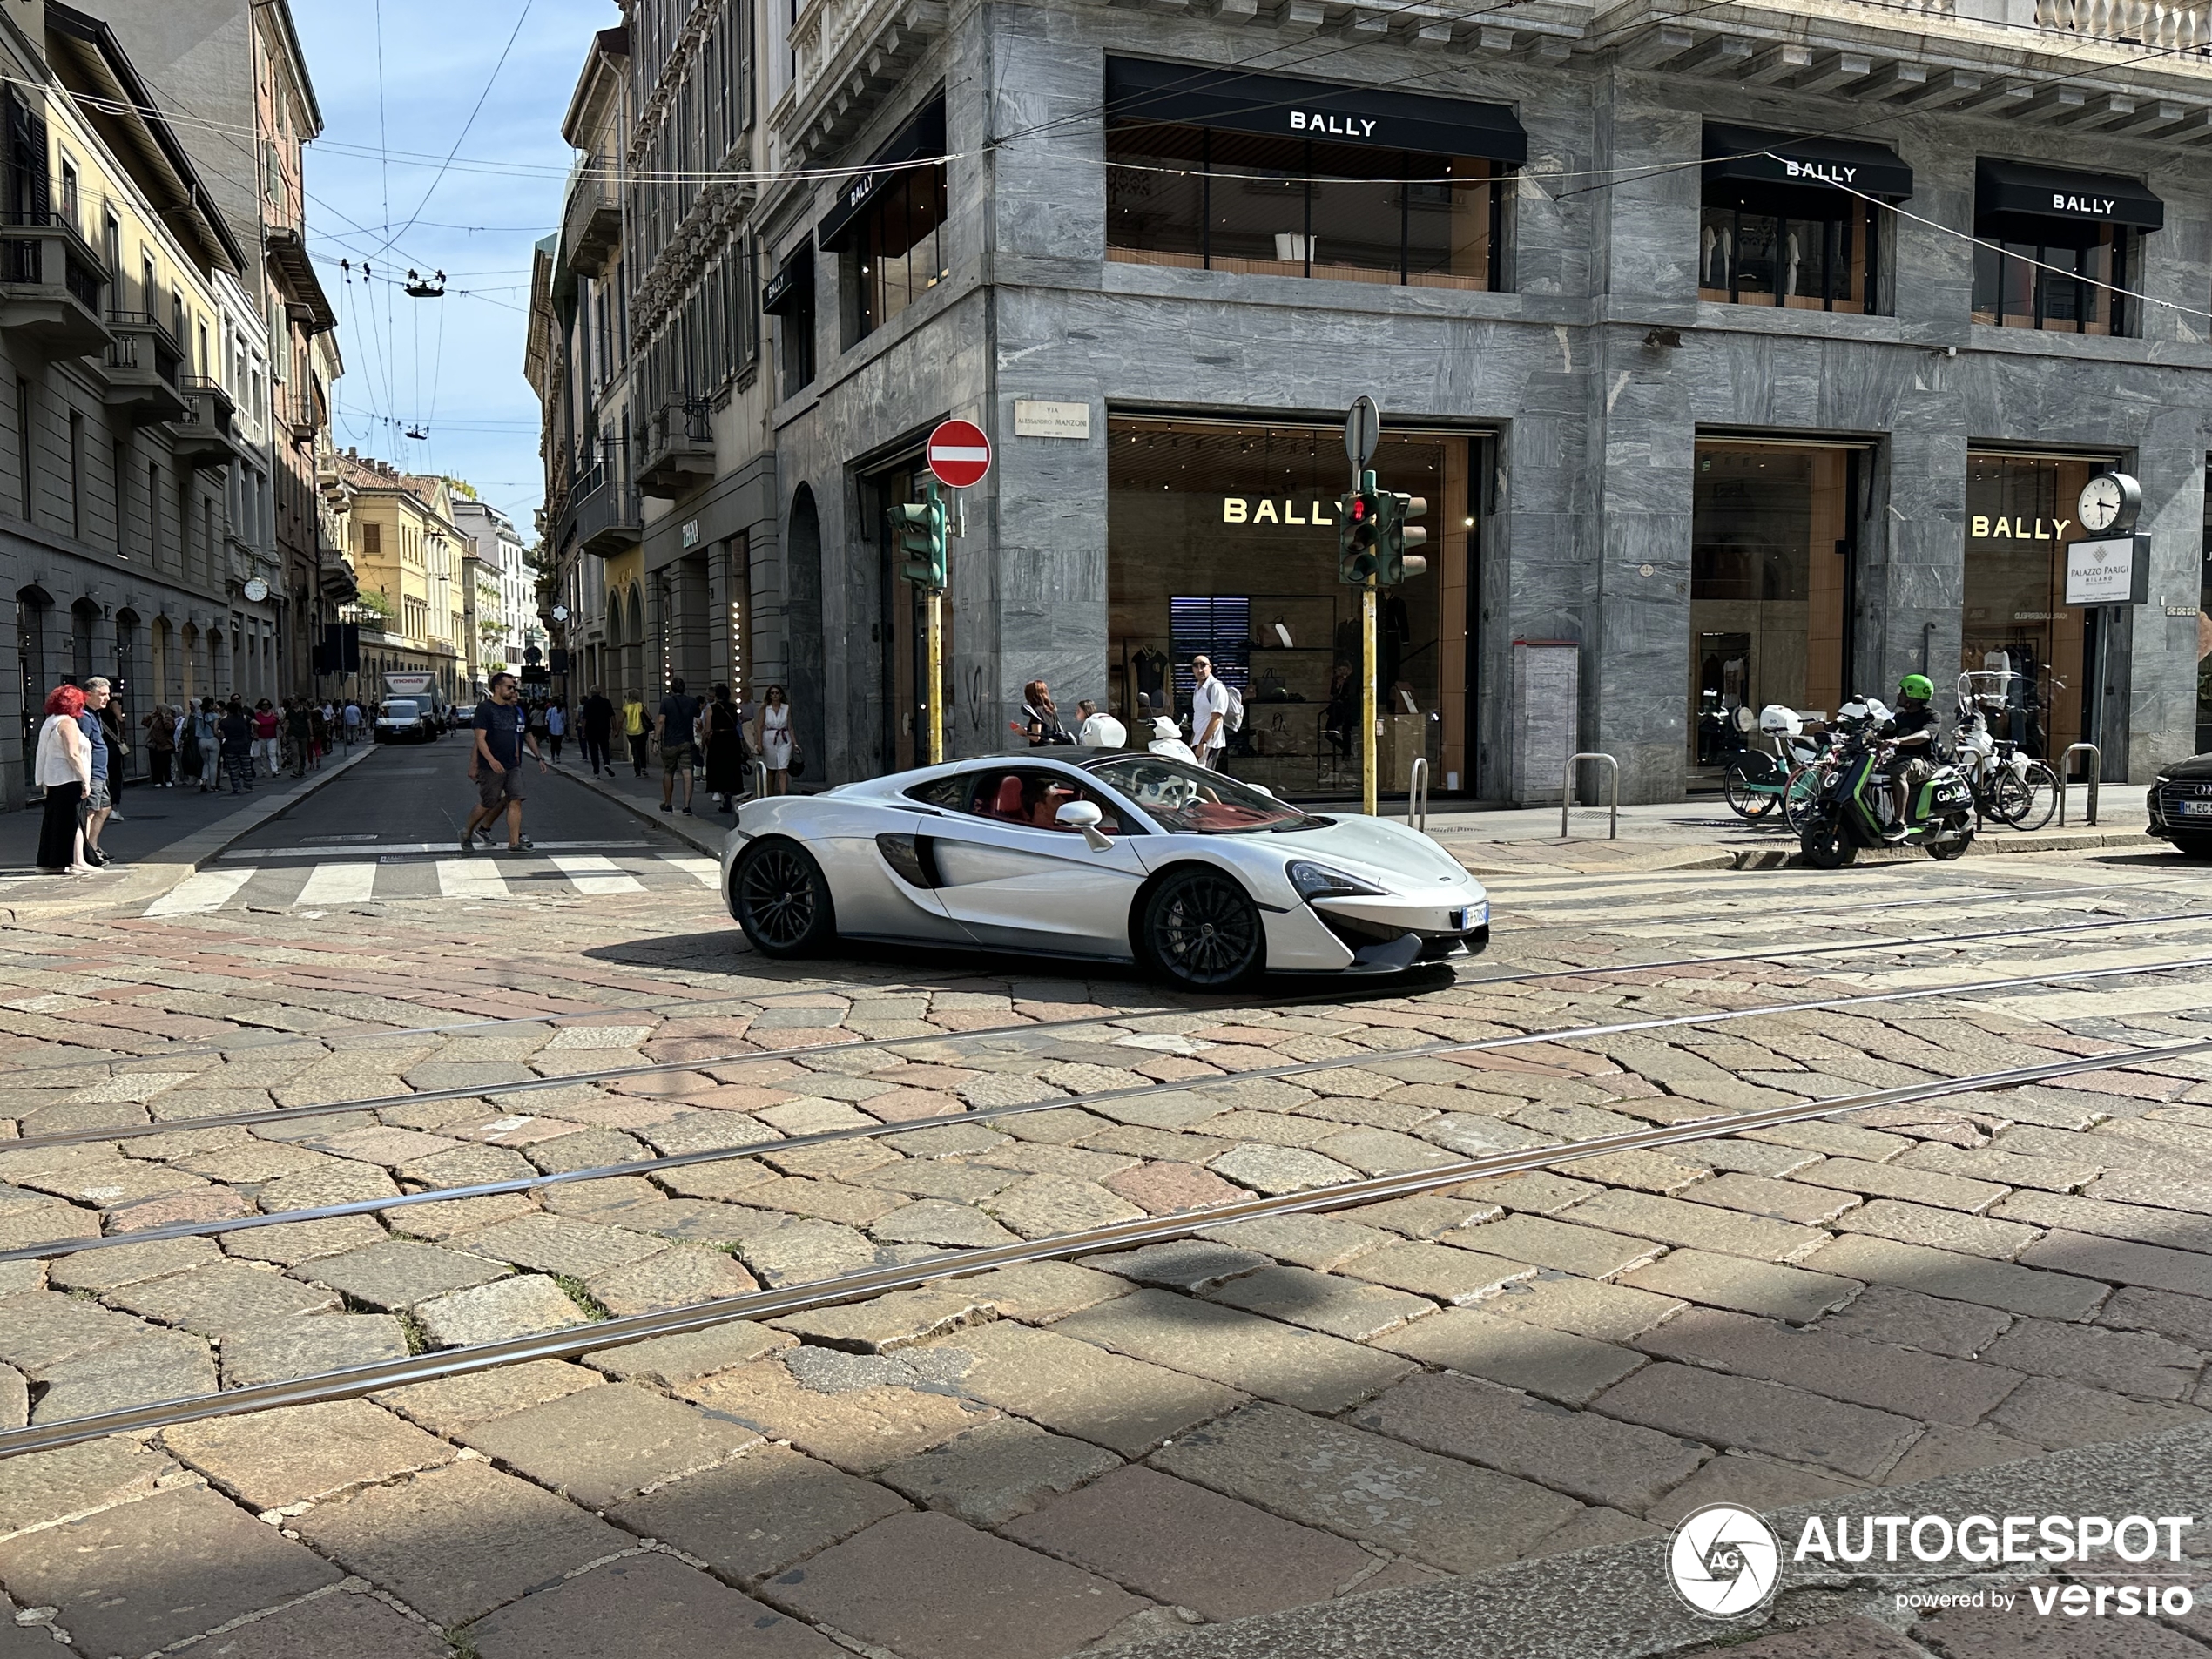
[366,0,536,263]
[8,1027,2212,1459]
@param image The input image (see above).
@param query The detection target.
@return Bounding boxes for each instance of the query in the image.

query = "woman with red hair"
[35,685,96,875]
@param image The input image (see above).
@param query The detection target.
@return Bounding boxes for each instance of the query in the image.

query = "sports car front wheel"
[733,840,837,956]
[1139,869,1264,992]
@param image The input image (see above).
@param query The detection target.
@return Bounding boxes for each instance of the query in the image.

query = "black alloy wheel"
[733,840,836,956]
[1142,868,1264,990]
[1722,763,1775,820]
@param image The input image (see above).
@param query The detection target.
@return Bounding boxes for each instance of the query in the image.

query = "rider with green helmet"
[1887,673,1940,838]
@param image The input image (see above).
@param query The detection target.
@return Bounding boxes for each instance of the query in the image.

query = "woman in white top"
[35,685,96,875]
[753,685,793,796]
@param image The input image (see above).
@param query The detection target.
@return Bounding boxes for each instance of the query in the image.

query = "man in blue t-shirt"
[462,672,544,853]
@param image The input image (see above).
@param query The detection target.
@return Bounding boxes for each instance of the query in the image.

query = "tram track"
[7,1027,2210,1460]
[11,904,2209,1158]
[9,946,2212,1267]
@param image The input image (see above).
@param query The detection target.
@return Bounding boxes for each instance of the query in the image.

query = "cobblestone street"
[3,840,2212,1656]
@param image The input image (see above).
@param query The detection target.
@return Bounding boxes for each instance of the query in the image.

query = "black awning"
[1703,125,1913,213]
[818,96,946,251]
[1976,158,2164,246]
[1103,55,1527,165]
[762,243,811,316]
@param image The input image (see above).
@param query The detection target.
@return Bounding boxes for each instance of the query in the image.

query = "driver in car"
[1887,673,1940,839]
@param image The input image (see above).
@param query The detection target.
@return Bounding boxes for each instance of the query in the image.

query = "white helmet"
[1757,704,1803,738]
[1077,712,1126,749]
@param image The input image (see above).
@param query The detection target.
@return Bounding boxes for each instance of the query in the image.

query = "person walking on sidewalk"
[250,699,280,775]
[580,687,614,775]
[219,699,255,793]
[285,698,312,778]
[703,682,748,812]
[35,685,96,876]
[623,690,649,776]
[144,704,174,787]
[342,699,361,746]
[545,701,566,764]
[462,671,545,853]
[754,685,793,796]
[657,677,700,815]
[308,702,328,768]
[76,678,116,867]
[190,698,221,792]
[95,683,128,816]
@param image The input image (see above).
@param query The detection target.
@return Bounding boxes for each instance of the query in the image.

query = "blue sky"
[293,0,620,537]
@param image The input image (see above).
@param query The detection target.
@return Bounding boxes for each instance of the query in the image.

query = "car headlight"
[1287,860,1387,901]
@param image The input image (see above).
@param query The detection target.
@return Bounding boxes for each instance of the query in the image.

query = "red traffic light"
[1350,496,1373,523]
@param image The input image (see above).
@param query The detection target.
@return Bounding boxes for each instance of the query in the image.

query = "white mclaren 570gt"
[720,751,1488,990]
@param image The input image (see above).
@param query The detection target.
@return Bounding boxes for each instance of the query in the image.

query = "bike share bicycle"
[1950,671,2059,831]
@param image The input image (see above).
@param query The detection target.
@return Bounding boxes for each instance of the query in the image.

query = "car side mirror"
[1056,799,1113,851]
[1248,783,1278,799]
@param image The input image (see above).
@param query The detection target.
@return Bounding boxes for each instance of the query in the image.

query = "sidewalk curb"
[543,760,731,860]
[1,741,380,924]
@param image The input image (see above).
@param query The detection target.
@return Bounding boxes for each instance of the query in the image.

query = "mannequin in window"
[1784,228,1802,300]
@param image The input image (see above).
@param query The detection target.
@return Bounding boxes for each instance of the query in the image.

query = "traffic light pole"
[1361,574,1379,817]
[925,584,944,765]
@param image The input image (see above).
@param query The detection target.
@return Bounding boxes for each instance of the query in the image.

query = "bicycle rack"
[1406,757,1429,833]
[2059,743,2100,828]
[1561,752,1620,840]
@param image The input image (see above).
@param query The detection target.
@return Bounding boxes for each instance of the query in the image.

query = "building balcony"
[96,313,187,425]
[0,215,111,359]
[637,401,714,499]
[172,377,247,470]
[564,457,644,555]
[562,154,621,278]
[775,0,948,164]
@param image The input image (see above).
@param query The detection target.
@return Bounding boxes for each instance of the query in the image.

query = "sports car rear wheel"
[733,840,836,956]
[1140,868,1264,991]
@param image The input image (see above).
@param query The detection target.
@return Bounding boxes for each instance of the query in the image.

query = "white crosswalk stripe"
[551,853,644,895]
[143,850,721,915]
[436,858,511,900]
[296,862,377,906]
[145,868,257,916]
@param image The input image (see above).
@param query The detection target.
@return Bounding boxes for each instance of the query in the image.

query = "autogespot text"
[1792,1514,2198,1619]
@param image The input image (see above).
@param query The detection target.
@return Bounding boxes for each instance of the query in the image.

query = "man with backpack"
[1189,654,1240,771]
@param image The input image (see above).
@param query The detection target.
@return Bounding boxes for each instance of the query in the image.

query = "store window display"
[1962,452,2102,760]
[1107,417,1474,797]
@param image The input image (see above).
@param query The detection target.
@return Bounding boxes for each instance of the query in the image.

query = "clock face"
[2077,473,2139,534]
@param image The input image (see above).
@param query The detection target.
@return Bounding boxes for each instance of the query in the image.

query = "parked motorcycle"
[1797,699,1976,867]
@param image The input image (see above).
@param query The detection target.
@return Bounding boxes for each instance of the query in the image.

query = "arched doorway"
[786,483,823,778]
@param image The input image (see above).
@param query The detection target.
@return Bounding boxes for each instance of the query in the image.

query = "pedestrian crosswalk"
[146,850,722,915]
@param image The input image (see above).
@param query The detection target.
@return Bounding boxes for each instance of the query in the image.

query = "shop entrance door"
[861,456,947,773]
[1962,452,2106,763]
[1689,442,1858,771]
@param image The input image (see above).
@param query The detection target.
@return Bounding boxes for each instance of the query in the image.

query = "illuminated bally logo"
[1669,1505,1781,1618]
[1222,497,1338,526]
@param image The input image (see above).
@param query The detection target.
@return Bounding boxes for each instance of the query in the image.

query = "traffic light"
[1339,470,1381,584]
[890,481,947,590]
[1379,490,1428,585]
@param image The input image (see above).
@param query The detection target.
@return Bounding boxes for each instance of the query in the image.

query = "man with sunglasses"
[462,671,546,853]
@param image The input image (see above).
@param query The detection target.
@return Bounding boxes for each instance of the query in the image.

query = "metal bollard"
[1561,752,1620,840]
[1406,757,1429,833]
[2058,743,2100,827]
[751,758,769,800]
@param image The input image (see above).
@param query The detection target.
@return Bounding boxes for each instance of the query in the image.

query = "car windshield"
[1085,755,1317,834]
[383,701,417,719]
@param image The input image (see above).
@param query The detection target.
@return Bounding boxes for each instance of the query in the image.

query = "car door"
[921,765,1152,957]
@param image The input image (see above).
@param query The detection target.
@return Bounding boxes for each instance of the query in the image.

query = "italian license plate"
[2181,800,2212,818]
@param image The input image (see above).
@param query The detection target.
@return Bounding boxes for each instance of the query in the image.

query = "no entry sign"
[927,419,991,489]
